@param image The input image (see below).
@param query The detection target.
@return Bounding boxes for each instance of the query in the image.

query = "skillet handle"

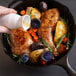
[8,0,24,8]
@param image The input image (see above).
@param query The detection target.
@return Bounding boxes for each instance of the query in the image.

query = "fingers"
[1,9,17,15]
[0,26,11,34]
[0,6,16,34]
[0,6,17,15]
[4,8,17,14]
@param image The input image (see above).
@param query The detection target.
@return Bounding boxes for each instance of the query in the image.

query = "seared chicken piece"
[10,28,33,55]
[38,8,59,55]
[41,8,59,28]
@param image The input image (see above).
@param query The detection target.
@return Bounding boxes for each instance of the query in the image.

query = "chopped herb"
[56,35,66,49]
[28,9,32,19]
[17,57,22,64]
[39,38,53,52]
[12,54,18,58]
[12,54,22,64]
[66,33,71,50]
[6,34,10,45]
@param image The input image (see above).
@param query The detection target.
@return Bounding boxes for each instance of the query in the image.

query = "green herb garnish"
[66,33,71,50]
[28,9,32,19]
[39,38,53,52]
[17,57,22,64]
[12,54,18,58]
[12,54,22,64]
[56,35,66,49]
[6,34,10,45]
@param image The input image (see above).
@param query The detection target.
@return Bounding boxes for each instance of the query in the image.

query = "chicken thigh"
[10,28,33,55]
[38,8,59,55]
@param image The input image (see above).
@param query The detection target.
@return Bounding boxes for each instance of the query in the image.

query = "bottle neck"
[17,15,31,30]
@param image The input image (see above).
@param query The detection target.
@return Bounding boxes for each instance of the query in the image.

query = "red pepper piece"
[40,59,47,65]
[62,37,68,43]
[57,44,66,54]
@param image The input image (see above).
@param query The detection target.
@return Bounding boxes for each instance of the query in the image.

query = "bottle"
[0,13,31,30]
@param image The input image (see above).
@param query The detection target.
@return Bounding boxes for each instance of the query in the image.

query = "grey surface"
[56,0,76,24]
[0,0,76,76]
[0,0,13,7]
[67,38,76,74]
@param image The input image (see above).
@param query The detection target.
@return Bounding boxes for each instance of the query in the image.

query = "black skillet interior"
[2,0,76,66]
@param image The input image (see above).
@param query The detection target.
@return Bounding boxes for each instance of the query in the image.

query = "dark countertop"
[0,0,76,76]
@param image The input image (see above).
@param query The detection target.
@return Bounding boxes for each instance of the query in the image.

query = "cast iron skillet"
[2,0,76,67]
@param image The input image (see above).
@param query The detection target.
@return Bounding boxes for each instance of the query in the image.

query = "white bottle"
[0,13,31,30]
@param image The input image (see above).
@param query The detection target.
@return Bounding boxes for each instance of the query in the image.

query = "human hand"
[0,6,17,34]
[0,6,17,15]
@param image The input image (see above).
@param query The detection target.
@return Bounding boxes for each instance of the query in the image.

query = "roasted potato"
[54,21,67,43]
[26,7,41,19]
[29,49,44,63]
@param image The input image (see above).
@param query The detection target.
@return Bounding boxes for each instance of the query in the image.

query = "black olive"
[31,19,41,29]
[30,42,44,51]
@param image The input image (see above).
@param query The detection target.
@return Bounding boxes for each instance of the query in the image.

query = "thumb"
[0,26,11,34]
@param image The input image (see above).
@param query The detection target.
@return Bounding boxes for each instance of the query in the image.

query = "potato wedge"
[26,7,41,19]
[29,49,44,63]
[54,21,67,43]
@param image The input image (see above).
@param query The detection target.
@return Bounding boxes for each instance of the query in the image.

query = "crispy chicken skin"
[38,8,59,54]
[41,8,59,28]
[10,28,33,55]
